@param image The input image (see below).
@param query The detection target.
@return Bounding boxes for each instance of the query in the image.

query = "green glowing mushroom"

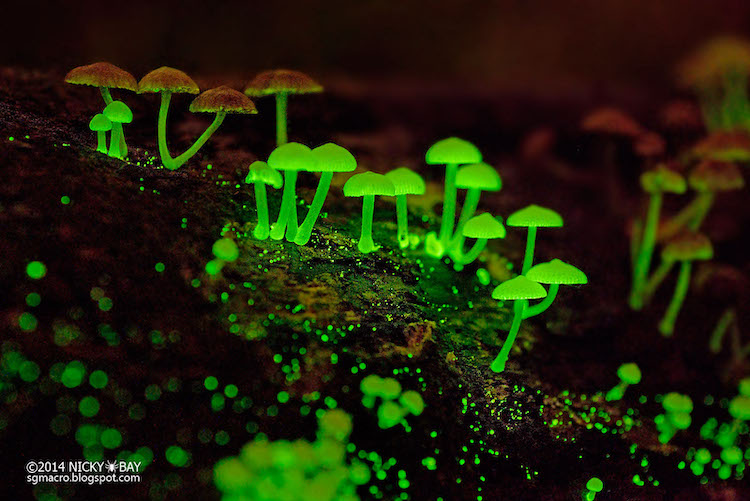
[343,172,396,253]
[88,114,112,154]
[629,165,687,310]
[267,143,316,242]
[453,213,506,271]
[739,377,750,397]
[585,477,604,500]
[398,390,425,416]
[244,70,323,146]
[523,259,588,318]
[206,238,239,276]
[656,232,713,336]
[102,101,133,160]
[245,161,283,240]
[605,363,642,401]
[506,205,564,274]
[377,400,408,429]
[451,162,502,253]
[385,167,426,249]
[294,143,357,246]
[424,137,482,257]
[657,392,693,443]
[490,276,547,373]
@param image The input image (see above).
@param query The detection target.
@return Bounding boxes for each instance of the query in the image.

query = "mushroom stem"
[450,187,481,252]
[108,123,124,159]
[294,171,333,245]
[658,261,692,336]
[253,181,271,240]
[659,194,711,242]
[491,299,527,373]
[523,284,559,319]
[439,163,459,249]
[687,192,715,231]
[276,92,288,146]
[521,226,538,275]
[171,112,226,169]
[395,195,410,249]
[96,131,107,154]
[629,192,662,310]
[709,307,736,354]
[605,381,628,402]
[100,87,113,105]
[358,194,377,253]
[271,170,298,241]
[641,259,675,305]
[157,92,176,169]
[100,87,128,156]
[453,238,488,270]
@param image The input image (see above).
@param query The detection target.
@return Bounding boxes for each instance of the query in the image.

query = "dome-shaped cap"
[492,276,547,301]
[462,213,506,239]
[456,163,502,191]
[244,69,323,96]
[617,363,642,384]
[399,391,425,416]
[506,204,563,228]
[526,259,587,285]
[662,392,693,414]
[691,131,750,162]
[89,114,112,132]
[688,160,744,192]
[640,165,687,194]
[245,161,283,188]
[634,132,666,158]
[190,86,257,114]
[385,167,426,196]
[581,107,643,137]
[425,137,482,165]
[310,143,357,172]
[729,395,750,420]
[662,232,713,262]
[103,101,133,123]
[65,62,138,91]
[138,66,199,94]
[267,142,316,172]
[343,172,395,197]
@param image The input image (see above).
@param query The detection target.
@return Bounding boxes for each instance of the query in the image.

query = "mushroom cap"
[616,363,642,385]
[318,409,353,441]
[267,142,316,172]
[425,137,482,165]
[586,478,604,493]
[634,131,666,158]
[65,62,138,91]
[688,160,744,192]
[378,377,402,400]
[456,162,502,191]
[385,167,426,196]
[526,259,588,285]
[103,101,133,124]
[670,412,692,430]
[462,213,506,239]
[138,66,199,94]
[398,391,425,416]
[360,374,384,396]
[245,161,283,188]
[677,36,750,88]
[691,131,750,162]
[310,143,357,172]
[739,377,750,397]
[506,204,563,228]
[580,107,643,137]
[492,276,547,301]
[189,86,257,114]
[243,69,323,96]
[212,238,239,262]
[662,232,713,262]
[729,395,750,420]
[662,392,693,414]
[343,172,396,197]
[640,165,687,194]
[89,114,112,132]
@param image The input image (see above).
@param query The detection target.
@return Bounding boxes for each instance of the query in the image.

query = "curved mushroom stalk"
[658,262,692,336]
[451,238,488,271]
[270,171,299,241]
[523,284,559,319]
[294,171,333,245]
[169,112,226,169]
[450,187,481,251]
[491,299,527,373]
[629,193,662,310]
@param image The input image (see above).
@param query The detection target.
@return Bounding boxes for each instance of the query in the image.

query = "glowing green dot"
[79,396,100,417]
[18,312,38,332]
[204,376,219,391]
[165,446,190,467]
[98,297,113,311]
[224,385,238,398]
[26,261,47,279]
[61,196,71,205]
[61,362,86,388]
[19,361,41,382]
[145,384,162,401]
[215,430,230,445]
[100,428,122,449]
[89,370,108,389]
[25,293,41,307]
[277,391,290,403]
[155,262,165,273]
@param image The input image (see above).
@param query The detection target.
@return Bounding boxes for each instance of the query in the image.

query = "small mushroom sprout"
[385,167,426,249]
[245,161,283,240]
[343,172,396,253]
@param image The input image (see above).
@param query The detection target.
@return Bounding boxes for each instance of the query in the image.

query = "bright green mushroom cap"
[670,411,692,429]
[103,101,133,124]
[586,477,603,492]
[399,390,425,415]
[662,232,713,262]
[343,172,395,197]
[456,162,502,191]
[268,142,316,172]
[721,446,743,465]
[506,204,563,228]
[318,409,353,441]
[739,377,750,397]
[462,213,506,239]
[662,392,693,414]
[360,374,384,395]
[640,166,687,194]
[378,377,402,400]
[526,259,587,285]
[245,161,283,188]
[89,114,112,132]
[212,238,239,262]
[425,137,482,165]
[616,363,642,384]
[385,167,426,195]
[378,400,407,428]
[213,457,253,492]
[729,395,750,420]
[310,143,357,172]
[492,276,547,301]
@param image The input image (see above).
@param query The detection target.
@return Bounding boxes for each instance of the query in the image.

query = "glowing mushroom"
[450,162,502,255]
[245,161,283,240]
[523,259,588,318]
[385,167,426,249]
[453,213,506,271]
[267,143,316,242]
[506,205,564,274]
[102,101,132,160]
[343,172,396,253]
[88,114,112,154]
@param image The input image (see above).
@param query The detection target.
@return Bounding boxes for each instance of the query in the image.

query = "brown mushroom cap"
[634,131,666,158]
[691,131,750,162]
[244,69,323,96]
[689,160,745,192]
[662,232,713,262]
[640,165,687,194]
[189,86,258,114]
[138,67,199,94]
[581,107,643,137]
[64,62,138,91]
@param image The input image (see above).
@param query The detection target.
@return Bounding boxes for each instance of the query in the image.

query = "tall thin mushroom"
[343,172,396,253]
[506,205,564,275]
[245,161,283,240]
[267,143,316,242]
[450,162,502,256]
[385,167,426,249]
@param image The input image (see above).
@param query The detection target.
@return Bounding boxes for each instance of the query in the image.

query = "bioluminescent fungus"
[739,377,750,397]
[245,161,283,240]
[581,107,643,137]
[102,101,132,160]
[398,390,425,416]
[584,477,604,500]
[490,276,547,373]
[523,259,588,318]
[656,393,693,443]
[685,159,744,231]
[343,172,396,253]
[691,130,750,162]
[656,232,713,336]
[385,167,426,249]
[294,143,357,246]
[605,363,642,401]
[360,374,402,408]
[267,142,316,242]
[88,114,112,154]
[723,395,750,446]
[424,137,482,257]
[452,213,505,271]
[629,165,687,310]
[244,70,323,146]
[450,162,502,256]
[206,238,239,276]
[360,375,423,429]
[506,205,564,274]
